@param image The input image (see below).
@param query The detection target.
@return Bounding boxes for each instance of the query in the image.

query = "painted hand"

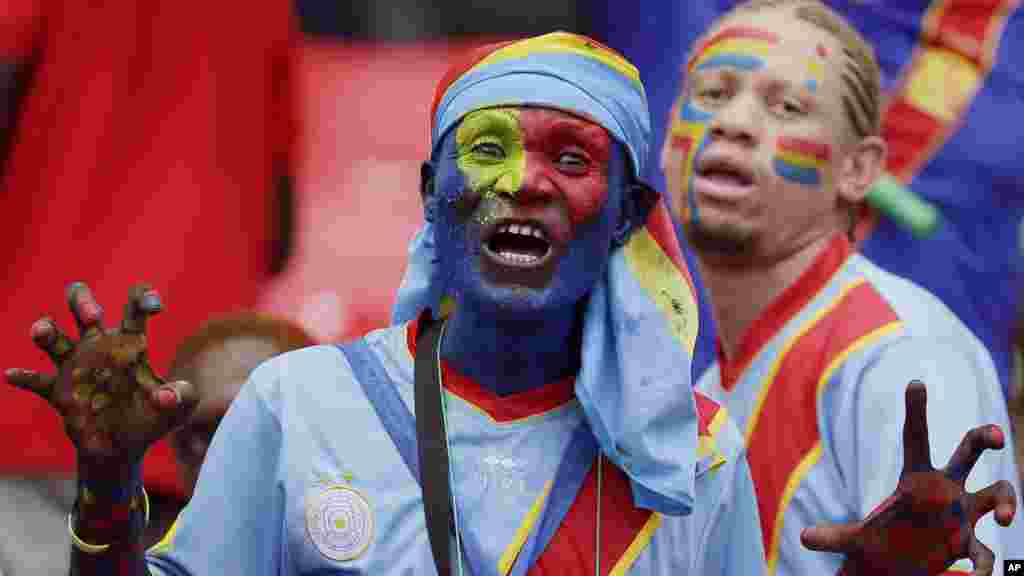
[4,283,197,474]
[801,381,1017,576]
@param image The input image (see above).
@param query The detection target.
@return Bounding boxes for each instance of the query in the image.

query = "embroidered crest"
[305,484,374,562]
[477,453,528,494]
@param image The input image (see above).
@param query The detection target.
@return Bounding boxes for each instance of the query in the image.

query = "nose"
[708,92,760,147]
[514,153,559,204]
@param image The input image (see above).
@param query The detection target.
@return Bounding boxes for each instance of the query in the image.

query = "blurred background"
[0,0,1021,508]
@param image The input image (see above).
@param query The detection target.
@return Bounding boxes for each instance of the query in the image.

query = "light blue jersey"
[147,320,766,575]
[696,234,1024,576]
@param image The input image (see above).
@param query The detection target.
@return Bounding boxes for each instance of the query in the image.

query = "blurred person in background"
[660,0,1024,573]
[164,312,316,500]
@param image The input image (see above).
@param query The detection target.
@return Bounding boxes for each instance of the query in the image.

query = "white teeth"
[498,251,540,264]
[497,223,547,241]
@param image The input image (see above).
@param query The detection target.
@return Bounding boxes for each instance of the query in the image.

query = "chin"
[454,258,594,316]
[685,219,757,257]
[458,280,556,315]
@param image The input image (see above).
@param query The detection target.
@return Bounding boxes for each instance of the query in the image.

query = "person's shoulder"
[246,323,413,405]
[847,253,980,344]
[837,254,998,382]
[824,259,1002,418]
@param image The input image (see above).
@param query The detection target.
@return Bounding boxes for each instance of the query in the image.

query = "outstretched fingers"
[4,368,56,401]
[30,317,75,367]
[121,284,162,335]
[66,282,105,340]
[945,425,1005,485]
[970,480,1017,528]
[150,379,199,431]
[903,380,934,475]
[800,522,863,555]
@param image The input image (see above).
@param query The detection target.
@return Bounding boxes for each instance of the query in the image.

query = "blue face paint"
[687,26,777,74]
[428,111,633,395]
[688,136,711,228]
[668,100,713,229]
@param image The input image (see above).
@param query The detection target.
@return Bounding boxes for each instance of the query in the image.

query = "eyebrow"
[543,118,611,158]
[754,74,815,101]
[546,118,604,138]
[457,108,520,144]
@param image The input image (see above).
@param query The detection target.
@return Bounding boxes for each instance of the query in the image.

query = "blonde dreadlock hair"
[692,0,882,142]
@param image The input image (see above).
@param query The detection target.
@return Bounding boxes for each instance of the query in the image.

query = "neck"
[439,298,582,396]
[697,234,833,362]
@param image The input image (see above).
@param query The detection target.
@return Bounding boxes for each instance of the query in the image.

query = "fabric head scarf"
[393,31,703,515]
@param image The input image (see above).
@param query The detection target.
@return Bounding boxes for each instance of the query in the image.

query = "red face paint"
[773,136,833,188]
[670,133,694,154]
[517,108,611,231]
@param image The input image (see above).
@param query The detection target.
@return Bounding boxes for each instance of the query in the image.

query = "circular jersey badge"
[305,484,374,562]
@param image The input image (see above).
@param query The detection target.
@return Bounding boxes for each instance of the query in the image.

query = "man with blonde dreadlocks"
[661,0,1024,574]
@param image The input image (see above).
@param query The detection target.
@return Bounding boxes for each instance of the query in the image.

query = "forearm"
[69,460,151,576]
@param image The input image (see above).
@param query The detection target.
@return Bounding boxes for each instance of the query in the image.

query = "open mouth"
[697,159,755,188]
[484,221,553,267]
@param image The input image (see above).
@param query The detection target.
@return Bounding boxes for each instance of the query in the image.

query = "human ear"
[837,136,886,203]
[420,161,436,222]
[612,180,658,248]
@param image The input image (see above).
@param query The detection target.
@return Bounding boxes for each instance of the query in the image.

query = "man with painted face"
[660,0,1024,574]
[4,32,767,574]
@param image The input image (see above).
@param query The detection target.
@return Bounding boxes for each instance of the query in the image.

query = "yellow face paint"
[687,26,779,73]
[667,99,714,223]
[804,43,828,93]
[455,108,526,199]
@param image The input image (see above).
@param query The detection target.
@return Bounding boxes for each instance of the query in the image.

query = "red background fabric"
[0,0,295,497]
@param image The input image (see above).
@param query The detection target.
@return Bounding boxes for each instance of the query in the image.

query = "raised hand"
[5,282,197,475]
[801,380,1017,576]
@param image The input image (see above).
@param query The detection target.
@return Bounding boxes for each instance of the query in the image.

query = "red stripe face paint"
[772,136,832,188]
[687,26,780,73]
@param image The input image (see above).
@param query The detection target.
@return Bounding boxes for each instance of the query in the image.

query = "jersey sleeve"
[837,336,1024,572]
[700,419,768,575]
[146,360,287,576]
